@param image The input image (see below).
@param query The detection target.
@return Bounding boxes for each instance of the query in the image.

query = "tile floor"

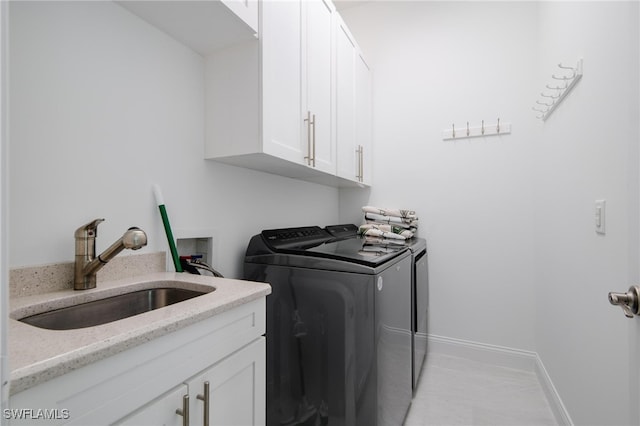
[404,353,558,426]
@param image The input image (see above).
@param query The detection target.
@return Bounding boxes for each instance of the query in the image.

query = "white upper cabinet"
[260,0,335,174]
[204,0,370,187]
[335,15,372,185]
[301,0,336,175]
[335,16,357,182]
[116,0,258,55]
[116,0,370,187]
[221,0,258,32]
[261,0,304,164]
[355,52,372,185]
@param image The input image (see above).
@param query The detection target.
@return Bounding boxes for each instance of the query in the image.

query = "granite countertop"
[8,272,271,395]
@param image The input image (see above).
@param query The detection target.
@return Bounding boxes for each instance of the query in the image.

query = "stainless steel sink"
[19,287,210,330]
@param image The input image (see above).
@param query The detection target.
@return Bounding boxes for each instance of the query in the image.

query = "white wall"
[534,2,639,425]
[341,1,640,424]
[340,1,539,351]
[8,1,339,280]
[9,1,640,423]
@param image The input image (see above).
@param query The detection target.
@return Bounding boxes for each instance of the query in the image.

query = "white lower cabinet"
[116,385,188,426]
[117,338,265,426]
[9,299,266,426]
[189,338,265,426]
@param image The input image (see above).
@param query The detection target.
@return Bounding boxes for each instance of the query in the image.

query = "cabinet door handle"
[304,111,312,166]
[197,381,210,426]
[356,145,363,181]
[311,113,316,167]
[358,146,361,181]
[360,145,364,182]
[175,394,189,426]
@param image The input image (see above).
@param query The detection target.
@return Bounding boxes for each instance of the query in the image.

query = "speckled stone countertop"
[8,272,271,395]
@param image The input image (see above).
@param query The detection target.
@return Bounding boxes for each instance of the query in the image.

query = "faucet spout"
[74,220,147,290]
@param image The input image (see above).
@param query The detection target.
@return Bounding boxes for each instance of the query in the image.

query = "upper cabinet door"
[356,52,372,186]
[335,16,357,181]
[335,15,372,186]
[301,0,335,174]
[261,0,305,164]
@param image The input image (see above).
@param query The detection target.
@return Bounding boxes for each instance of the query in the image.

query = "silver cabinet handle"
[355,146,360,180]
[355,145,363,181]
[196,381,210,426]
[359,145,364,182]
[304,111,316,167]
[609,286,640,318]
[304,111,312,166]
[175,394,189,426]
[311,113,316,167]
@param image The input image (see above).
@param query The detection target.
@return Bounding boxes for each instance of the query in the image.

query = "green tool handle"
[158,204,183,273]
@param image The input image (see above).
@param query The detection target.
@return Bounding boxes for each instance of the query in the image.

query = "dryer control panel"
[261,226,332,250]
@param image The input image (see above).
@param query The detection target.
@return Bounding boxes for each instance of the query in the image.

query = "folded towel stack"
[358,206,419,254]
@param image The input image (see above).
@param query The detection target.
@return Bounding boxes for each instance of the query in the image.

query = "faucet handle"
[74,218,105,238]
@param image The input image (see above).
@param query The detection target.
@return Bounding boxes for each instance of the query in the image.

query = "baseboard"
[427,334,538,371]
[534,355,574,426]
[427,334,573,426]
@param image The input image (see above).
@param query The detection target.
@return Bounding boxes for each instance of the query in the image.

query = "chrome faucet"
[74,218,148,290]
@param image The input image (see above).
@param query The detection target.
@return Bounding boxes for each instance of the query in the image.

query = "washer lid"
[305,235,408,267]
[247,225,410,268]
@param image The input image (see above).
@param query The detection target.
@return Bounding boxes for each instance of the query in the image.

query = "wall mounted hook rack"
[534,59,583,121]
[442,118,511,141]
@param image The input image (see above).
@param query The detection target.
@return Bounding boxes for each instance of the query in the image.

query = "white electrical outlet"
[595,200,606,234]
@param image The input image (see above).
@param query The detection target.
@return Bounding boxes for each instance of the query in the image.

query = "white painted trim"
[427,334,573,426]
[534,355,574,426]
[428,334,537,372]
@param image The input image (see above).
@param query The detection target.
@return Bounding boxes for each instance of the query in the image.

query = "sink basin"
[18,287,210,330]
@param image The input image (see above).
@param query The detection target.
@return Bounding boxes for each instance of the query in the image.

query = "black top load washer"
[244,224,413,426]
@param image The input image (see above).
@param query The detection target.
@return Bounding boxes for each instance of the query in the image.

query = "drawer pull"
[176,394,189,426]
[197,381,210,426]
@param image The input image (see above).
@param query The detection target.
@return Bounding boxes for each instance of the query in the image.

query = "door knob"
[608,286,640,318]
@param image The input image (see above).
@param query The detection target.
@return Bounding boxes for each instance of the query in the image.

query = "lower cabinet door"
[115,384,189,426]
[189,338,266,426]
[113,337,265,426]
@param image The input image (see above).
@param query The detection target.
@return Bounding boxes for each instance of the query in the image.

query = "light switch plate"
[595,200,606,234]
